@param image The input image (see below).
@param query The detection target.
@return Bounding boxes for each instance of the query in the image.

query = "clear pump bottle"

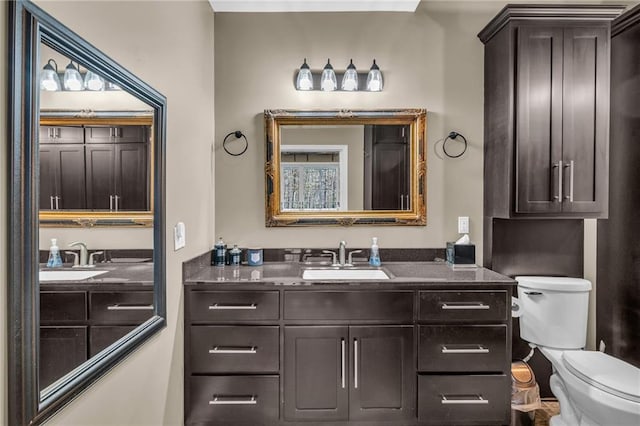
[369,237,381,266]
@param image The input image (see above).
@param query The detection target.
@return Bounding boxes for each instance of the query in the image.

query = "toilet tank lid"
[515,276,592,292]
[562,351,640,402]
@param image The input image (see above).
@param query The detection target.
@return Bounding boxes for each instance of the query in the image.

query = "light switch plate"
[458,216,469,234]
[174,222,186,251]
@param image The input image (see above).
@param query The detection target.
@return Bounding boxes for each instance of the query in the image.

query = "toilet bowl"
[516,276,640,426]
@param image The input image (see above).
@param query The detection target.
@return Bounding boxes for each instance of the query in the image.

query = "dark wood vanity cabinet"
[39,288,153,388]
[479,5,622,218]
[38,123,150,211]
[184,286,511,426]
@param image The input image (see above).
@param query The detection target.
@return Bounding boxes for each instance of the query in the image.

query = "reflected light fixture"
[320,59,337,91]
[84,70,105,91]
[296,58,314,90]
[39,59,61,91]
[366,59,383,92]
[63,61,83,91]
[341,59,358,91]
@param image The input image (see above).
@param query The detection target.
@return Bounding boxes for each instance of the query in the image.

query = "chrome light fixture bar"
[39,58,120,92]
[295,58,384,92]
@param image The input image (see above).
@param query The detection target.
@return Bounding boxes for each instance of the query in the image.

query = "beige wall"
[214,2,498,258]
[0,1,214,425]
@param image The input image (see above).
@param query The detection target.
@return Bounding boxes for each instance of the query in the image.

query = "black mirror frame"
[7,1,167,424]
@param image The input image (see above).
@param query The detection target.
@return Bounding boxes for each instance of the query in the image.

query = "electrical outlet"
[174,222,186,251]
[458,216,469,234]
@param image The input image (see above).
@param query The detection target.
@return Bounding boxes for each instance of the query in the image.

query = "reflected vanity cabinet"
[39,122,150,211]
[184,286,511,426]
[479,5,624,218]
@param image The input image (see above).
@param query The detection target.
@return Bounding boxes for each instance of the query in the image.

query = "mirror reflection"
[280,124,411,211]
[265,109,427,226]
[37,44,155,395]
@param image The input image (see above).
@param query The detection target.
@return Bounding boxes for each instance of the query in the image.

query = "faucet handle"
[65,251,79,267]
[346,250,364,266]
[322,250,338,266]
[89,251,104,266]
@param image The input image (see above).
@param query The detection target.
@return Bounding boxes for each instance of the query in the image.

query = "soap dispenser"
[47,238,63,268]
[369,237,381,266]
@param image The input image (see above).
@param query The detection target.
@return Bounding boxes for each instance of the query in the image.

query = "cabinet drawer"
[418,325,508,373]
[284,291,413,321]
[188,291,279,322]
[89,291,154,323]
[190,326,279,373]
[418,375,510,425]
[40,291,87,323]
[187,376,279,425]
[419,291,507,322]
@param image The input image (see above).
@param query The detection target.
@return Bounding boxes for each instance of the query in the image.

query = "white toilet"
[516,276,640,426]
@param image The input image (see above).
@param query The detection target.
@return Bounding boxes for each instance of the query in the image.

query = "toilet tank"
[516,276,592,349]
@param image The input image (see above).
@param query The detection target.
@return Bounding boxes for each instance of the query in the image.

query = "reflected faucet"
[338,241,346,266]
[69,242,88,266]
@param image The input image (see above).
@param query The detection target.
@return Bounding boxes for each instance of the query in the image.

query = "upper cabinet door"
[561,27,609,214]
[516,26,564,214]
[85,125,148,144]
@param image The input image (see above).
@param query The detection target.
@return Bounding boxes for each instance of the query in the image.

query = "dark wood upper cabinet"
[479,5,624,218]
[39,144,87,210]
[38,122,150,212]
[364,124,410,210]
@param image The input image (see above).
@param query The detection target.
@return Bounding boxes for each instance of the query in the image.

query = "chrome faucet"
[69,242,88,267]
[338,241,346,266]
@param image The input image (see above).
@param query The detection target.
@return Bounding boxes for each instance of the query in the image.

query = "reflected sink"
[302,268,390,280]
[39,269,108,282]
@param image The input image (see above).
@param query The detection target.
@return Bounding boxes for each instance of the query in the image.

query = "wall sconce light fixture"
[295,58,384,92]
[39,59,61,91]
[39,58,120,92]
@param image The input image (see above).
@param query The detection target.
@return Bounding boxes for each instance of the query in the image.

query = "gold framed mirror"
[265,109,427,226]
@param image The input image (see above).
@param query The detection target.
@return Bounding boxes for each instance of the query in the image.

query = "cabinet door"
[85,125,147,143]
[85,144,115,210]
[39,326,88,389]
[39,125,84,144]
[516,26,564,214]
[561,27,608,214]
[349,325,415,421]
[364,125,410,210]
[39,144,86,210]
[284,326,348,421]
[114,143,148,211]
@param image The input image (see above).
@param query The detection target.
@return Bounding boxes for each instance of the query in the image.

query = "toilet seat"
[562,351,640,403]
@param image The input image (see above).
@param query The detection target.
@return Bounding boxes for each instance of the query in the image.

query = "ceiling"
[208,0,422,13]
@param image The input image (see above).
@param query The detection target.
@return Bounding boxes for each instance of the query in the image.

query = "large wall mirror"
[8,1,166,424]
[265,109,427,226]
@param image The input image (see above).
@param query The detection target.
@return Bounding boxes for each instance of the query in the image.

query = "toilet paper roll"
[512,296,523,318]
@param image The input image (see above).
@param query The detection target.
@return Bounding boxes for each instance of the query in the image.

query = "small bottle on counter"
[369,237,381,266]
[46,238,63,268]
[230,245,242,266]
[213,237,226,267]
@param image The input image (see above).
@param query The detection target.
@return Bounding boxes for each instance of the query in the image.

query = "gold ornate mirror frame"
[265,109,427,226]
[39,111,154,227]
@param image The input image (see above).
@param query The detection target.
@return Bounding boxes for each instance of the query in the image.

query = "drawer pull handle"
[341,339,346,389]
[209,303,257,310]
[209,346,257,354]
[441,345,489,354]
[107,304,153,311]
[441,394,489,405]
[209,395,257,405]
[524,291,543,296]
[441,303,490,310]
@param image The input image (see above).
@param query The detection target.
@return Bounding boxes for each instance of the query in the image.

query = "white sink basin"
[39,270,108,282]
[302,268,390,280]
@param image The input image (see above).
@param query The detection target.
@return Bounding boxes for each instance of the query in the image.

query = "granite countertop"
[184,261,515,287]
[39,262,154,286]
